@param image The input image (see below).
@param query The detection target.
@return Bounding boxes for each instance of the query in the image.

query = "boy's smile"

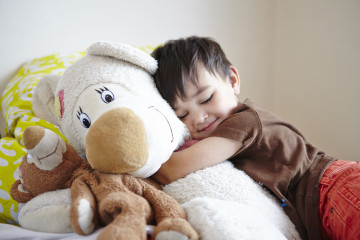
[201,119,217,132]
[174,64,240,140]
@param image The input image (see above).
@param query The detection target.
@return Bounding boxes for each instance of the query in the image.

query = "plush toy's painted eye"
[95,87,115,104]
[79,113,91,128]
[77,107,91,128]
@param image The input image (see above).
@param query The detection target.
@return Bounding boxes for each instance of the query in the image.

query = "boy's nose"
[194,111,208,124]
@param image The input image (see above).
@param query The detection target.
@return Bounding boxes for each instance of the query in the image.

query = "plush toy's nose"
[85,108,148,174]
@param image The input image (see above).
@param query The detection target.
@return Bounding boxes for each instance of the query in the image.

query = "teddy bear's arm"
[69,177,98,235]
[140,180,199,240]
[10,179,35,203]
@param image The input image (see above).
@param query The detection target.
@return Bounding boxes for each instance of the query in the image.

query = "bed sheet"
[0,223,102,239]
[0,223,155,239]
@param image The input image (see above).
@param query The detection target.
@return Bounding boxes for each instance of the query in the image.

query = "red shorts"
[318,160,360,240]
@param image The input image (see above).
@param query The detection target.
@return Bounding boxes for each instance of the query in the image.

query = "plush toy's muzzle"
[85,107,148,174]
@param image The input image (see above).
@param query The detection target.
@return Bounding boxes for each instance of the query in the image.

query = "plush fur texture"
[164,161,301,240]
[18,189,73,233]
[183,198,286,240]
[11,126,198,240]
[11,127,82,202]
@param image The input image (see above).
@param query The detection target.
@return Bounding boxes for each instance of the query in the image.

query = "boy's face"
[173,64,240,140]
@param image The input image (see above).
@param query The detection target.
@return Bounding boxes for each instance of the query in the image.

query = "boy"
[151,36,360,240]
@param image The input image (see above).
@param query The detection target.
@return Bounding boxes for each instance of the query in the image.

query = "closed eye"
[201,94,213,104]
[178,112,188,120]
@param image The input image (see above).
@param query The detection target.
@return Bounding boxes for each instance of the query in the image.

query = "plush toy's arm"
[70,176,98,235]
[140,181,199,240]
[10,180,34,203]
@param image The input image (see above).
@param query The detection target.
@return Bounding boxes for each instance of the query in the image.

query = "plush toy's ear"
[32,74,61,126]
[88,41,158,74]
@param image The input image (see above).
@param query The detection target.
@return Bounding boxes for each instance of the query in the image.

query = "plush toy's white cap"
[88,41,157,74]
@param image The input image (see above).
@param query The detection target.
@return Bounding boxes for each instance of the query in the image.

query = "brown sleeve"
[210,106,261,155]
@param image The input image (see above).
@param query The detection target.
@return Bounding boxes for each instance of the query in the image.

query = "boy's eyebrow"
[174,86,210,111]
[190,86,210,98]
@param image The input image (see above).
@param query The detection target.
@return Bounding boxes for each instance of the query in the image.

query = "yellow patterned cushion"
[0,51,85,224]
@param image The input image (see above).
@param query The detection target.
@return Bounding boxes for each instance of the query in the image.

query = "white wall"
[0,0,276,137]
[0,0,359,160]
[275,0,360,160]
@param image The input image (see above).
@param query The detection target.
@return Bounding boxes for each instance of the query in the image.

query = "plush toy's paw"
[10,180,34,203]
[154,218,198,240]
[155,231,191,240]
[97,224,145,240]
[18,188,73,233]
[23,126,66,171]
[76,198,96,235]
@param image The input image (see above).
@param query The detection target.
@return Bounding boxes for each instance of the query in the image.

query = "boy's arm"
[152,136,242,185]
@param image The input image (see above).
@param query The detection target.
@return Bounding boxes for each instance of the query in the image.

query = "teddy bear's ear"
[32,74,61,126]
[88,41,158,74]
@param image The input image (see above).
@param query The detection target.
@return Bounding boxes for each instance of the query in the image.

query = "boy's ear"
[229,66,240,95]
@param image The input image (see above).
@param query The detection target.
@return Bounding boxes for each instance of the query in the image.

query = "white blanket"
[164,161,300,240]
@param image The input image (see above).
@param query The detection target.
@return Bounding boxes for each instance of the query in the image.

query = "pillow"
[0,44,156,225]
[0,51,85,224]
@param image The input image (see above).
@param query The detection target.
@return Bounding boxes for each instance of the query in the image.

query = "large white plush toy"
[19,41,300,239]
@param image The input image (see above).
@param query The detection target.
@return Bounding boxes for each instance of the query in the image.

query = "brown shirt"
[210,99,337,240]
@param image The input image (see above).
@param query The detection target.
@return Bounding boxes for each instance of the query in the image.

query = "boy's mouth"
[201,119,217,132]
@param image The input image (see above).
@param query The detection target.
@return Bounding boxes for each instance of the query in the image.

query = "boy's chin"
[192,132,210,140]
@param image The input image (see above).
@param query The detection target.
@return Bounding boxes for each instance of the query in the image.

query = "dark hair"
[151,36,232,107]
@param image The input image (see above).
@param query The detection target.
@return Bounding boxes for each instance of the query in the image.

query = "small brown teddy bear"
[11,126,198,240]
